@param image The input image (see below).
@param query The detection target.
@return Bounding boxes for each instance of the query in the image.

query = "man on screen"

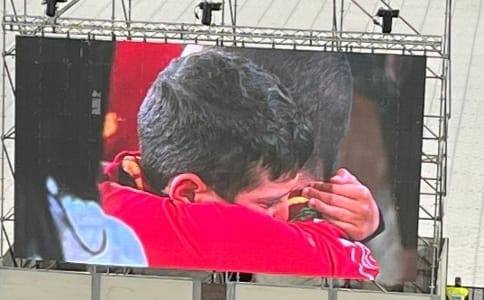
[101,43,382,244]
[98,49,379,279]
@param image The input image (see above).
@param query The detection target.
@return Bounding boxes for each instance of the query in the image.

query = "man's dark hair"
[138,49,313,200]
[226,48,353,179]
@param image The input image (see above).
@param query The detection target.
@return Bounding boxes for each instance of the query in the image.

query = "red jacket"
[100,151,379,280]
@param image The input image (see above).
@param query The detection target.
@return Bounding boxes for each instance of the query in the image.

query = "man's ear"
[168,173,208,203]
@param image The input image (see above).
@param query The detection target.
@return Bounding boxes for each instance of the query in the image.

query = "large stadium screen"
[15,37,425,282]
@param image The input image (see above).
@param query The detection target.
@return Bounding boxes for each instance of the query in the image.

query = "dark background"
[15,36,113,258]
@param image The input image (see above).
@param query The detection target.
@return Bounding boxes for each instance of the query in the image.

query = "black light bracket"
[195,1,223,26]
[376,8,399,34]
[42,0,68,17]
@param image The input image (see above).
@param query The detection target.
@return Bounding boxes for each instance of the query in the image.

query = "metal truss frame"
[0,0,451,295]
[2,15,443,56]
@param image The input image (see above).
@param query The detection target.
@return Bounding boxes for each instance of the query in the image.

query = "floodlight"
[42,0,68,17]
[376,8,399,33]
[195,1,222,26]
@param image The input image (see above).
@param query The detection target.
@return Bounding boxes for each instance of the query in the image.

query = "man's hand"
[301,168,380,241]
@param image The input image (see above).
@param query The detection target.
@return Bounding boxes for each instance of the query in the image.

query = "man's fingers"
[305,189,354,210]
[303,187,372,216]
[305,183,372,201]
[307,197,359,225]
[329,168,360,185]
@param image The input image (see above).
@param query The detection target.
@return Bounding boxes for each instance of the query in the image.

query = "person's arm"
[100,181,379,280]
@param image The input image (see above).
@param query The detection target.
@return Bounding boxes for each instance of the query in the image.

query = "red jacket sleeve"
[100,181,379,280]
